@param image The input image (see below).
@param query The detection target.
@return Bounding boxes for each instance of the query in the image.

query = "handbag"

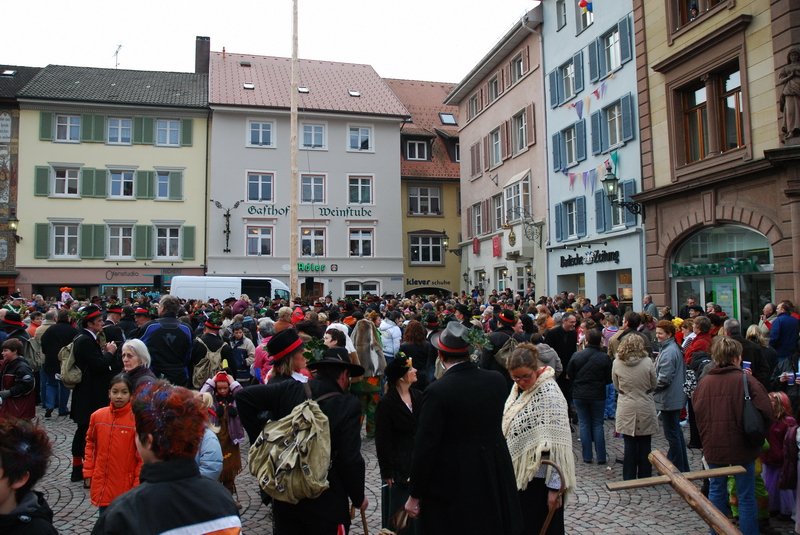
[742,371,767,448]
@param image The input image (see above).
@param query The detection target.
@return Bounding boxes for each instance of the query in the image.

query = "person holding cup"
[772,349,800,415]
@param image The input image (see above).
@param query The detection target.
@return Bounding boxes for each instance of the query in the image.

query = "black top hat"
[455,304,470,317]
[385,353,413,384]
[307,346,364,377]
[1,312,25,328]
[266,329,305,362]
[430,322,471,356]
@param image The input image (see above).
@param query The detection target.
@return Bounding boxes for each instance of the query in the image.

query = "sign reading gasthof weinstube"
[247,205,372,218]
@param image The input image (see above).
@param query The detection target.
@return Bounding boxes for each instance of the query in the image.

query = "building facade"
[634,0,800,328]
[205,46,409,299]
[542,0,644,311]
[16,66,208,299]
[445,6,548,297]
[384,78,461,297]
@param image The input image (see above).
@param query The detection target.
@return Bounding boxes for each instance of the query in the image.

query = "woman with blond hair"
[612,335,658,480]
[351,317,386,438]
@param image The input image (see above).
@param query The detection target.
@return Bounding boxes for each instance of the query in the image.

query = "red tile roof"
[383,79,460,181]
[209,51,409,118]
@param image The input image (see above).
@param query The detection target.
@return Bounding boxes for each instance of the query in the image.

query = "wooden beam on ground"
[607,465,746,491]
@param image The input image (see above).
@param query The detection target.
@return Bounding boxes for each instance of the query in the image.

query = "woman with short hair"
[121,339,156,390]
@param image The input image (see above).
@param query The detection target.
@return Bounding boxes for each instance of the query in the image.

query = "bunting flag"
[600,82,607,99]
[592,88,600,100]
[574,99,584,120]
[610,150,620,173]
[584,95,592,115]
[568,172,576,190]
[582,171,588,190]
[588,169,597,192]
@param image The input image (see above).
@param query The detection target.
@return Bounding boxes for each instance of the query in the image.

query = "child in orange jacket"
[84,374,142,512]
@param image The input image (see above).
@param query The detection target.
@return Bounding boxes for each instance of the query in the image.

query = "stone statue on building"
[779,47,800,143]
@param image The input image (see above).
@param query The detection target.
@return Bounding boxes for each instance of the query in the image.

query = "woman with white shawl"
[502,343,576,534]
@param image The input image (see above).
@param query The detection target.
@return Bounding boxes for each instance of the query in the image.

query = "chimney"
[195,36,210,74]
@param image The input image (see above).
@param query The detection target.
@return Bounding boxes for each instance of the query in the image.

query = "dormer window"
[439,113,457,126]
[243,82,255,90]
[298,86,310,94]
[1,70,16,77]
[348,90,361,97]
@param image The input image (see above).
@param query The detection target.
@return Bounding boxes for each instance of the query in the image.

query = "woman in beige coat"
[612,335,658,480]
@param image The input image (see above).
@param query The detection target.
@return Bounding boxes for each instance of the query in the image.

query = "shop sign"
[298,262,326,272]
[560,249,621,268]
[472,237,480,256]
[406,278,451,286]
[671,257,762,277]
[492,235,502,258]
[247,204,373,217]
[105,270,140,280]
[0,113,10,143]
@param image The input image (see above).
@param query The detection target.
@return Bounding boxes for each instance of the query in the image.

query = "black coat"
[544,326,578,368]
[70,329,122,426]
[409,361,522,535]
[730,335,771,390]
[482,327,515,389]
[40,321,79,375]
[139,315,193,386]
[375,386,422,482]
[235,377,366,526]
[566,345,612,400]
[399,341,436,391]
[0,491,58,535]
[190,332,235,380]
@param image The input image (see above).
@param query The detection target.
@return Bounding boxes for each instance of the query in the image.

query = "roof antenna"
[112,45,122,69]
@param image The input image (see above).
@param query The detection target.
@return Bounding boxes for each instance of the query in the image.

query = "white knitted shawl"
[502,367,577,494]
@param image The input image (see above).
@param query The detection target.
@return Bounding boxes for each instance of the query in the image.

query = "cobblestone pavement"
[34,406,795,534]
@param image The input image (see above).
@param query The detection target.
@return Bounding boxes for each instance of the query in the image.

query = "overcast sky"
[2,0,540,83]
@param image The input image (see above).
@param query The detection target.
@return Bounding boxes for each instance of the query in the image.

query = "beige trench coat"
[612,355,659,436]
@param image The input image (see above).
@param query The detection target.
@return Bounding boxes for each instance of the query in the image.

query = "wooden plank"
[606,465,746,491]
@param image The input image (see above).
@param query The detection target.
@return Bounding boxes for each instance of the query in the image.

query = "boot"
[70,464,84,482]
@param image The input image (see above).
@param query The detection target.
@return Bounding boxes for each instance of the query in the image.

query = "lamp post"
[210,199,244,253]
[601,162,645,221]
[8,212,20,243]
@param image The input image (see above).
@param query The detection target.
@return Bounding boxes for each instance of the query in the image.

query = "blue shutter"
[603,190,613,232]
[576,119,587,162]
[619,15,632,65]
[595,189,606,233]
[621,93,635,142]
[559,132,567,170]
[588,40,599,82]
[591,111,603,155]
[576,196,587,238]
[598,38,608,79]
[549,70,559,108]
[623,180,637,227]
[551,132,562,171]
[573,51,584,94]
[555,203,563,242]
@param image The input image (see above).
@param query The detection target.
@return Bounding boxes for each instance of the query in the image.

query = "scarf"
[502,366,576,494]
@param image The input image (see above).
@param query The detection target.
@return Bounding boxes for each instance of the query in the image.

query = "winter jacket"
[84,402,142,506]
[200,378,245,445]
[139,314,193,386]
[693,365,774,465]
[0,491,58,535]
[40,320,79,376]
[379,318,402,360]
[534,342,563,378]
[653,338,686,411]
[612,354,658,436]
[769,312,800,360]
[195,426,223,480]
[0,356,36,420]
[567,344,612,400]
[684,332,712,365]
[761,416,797,467]
[375,386,422,483]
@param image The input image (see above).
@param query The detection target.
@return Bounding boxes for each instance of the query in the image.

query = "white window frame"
[109,169,135,199]
[606,102,624,148]
[488,75,500,102]
[409,235,444,265]
[408,186,441,215]
[472,202,483,235]
[52,222,79,258]
[155,119,180,147]
[55,115,80,143]
[578,8,594,32]
[247,119,275,148]
[468,94,480,120]
[344,281,380,298]
[348,175,373,205]
[155,226,181,259]
[156,170,170,200]
[504,175,531,222]
[300,174,325,204]
[301,227,326,257]
[107,117,132,145]
[564,125,577,166]
[108,224,134,259]
[348,125,373,152]
[53,167,79,197]
[610,197,625,228]
[561,60,576,101]
[454,142,460,162]
[493,194,503,231]
[490,128,502,167]
[556,0,567,30]
[349,228,373,257]
[513,111,527,153]
[604,28,621,72]
[247,171,274,202]
[511,54,524,84]
[406,140,427,160]
[301,122,326,149]
[565,200,577,238]
[246,225,273,256]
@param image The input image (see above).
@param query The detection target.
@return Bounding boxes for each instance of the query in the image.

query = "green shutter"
[181,119,193,146]
[80,168,95,197]
[93,224,106,258]
[39,112,53,141]
[133,117,144,144]
[182,226,195,260]
[94,169,107,198]
[34,223,50,259]
[93,115,105,142]
[80,224,94,258]
[168,171,183,200]
[81,114,93,142]
[136,171,154,199]
[142,117,154,144]
[134,225,153,259]
[34,166,50,196]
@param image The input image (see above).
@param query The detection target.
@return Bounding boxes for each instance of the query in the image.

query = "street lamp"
[601,162,645,221]
[7,213,20,243]
[210,199,244,253]
[442,230,449,250]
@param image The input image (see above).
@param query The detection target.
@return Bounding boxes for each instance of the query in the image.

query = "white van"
[168,276,291,302]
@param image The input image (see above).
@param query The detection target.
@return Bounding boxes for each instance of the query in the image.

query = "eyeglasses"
[511,372,534,382]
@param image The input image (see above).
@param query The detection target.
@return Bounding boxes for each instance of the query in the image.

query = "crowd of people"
[0,286,798,534]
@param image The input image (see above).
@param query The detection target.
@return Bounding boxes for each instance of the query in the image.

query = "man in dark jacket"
[769,300,800,362]
[140,296,193,386]
[40,309,78,418]
[236,331,368,535]
[189,316,234,385]
[481,309,517,389]
[545,313,579,410]
[405,322,522,535]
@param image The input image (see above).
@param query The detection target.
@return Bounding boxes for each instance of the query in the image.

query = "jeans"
[40,368,70,414]
[708,461,757,535]
[622,434,652,480]
[574,398,606,463]
[660,409,690,472]
[604,383,617,418]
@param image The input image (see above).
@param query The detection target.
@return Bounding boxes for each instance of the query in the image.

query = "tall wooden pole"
[289,0,299,301]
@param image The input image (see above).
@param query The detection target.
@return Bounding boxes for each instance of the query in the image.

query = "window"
[488,76,500,102]
[109,170,134,198]
[406,140,427,160]
[108,225,133,258]
[349,229,373,257]
[493,194,503,231]
[513,111,527,153]
[439,113,457,126]
[469,142,482,178]
[454,142,460,162]
[55,115,80,142]
[156,119,180,147]
[471,202,483,235]
[348,126,372,151]
[53,223,79,257]
[408,186,441,215]
[247,172,274,202]
[107,118,132,144]
[301,228,325,256]
[490,128,501,167]
[562,61,576,101]
[410,235,443,264]
[344,281,379,298]
[246,226,273,256]
[552,120,586,171]
[606,102,623,147]
[604,28,621,73]
[302,123,325,149]
[154,170,183,200]
[248,120,274,147]
[720,69,744,152]
[505,175,531,222]
[556,0,567,30]
[301,174,325,203]
[555,197,586,241]
[565,201,577,237]
[468,94,480,120]
[564,126,577,167]
[588,16,632,81]
[549,53,584,107]
[591,94,635,154]
[670,0,729,34]
[596,182,638,232]
[54,168,79,196]
[577,7,594,32]
[155,226,181,258]
[348,176,372,204]
[510,54,524,84]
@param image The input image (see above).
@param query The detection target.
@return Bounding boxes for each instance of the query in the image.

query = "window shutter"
[483,136,490,171]
[603,190,613,232]
[548,71,559,108]
[482,200,490,234]
[501,122,510,160]
[93,115,105,143]
[181,119,193,146]
[526,104,536,146]
[34,223,50,259]
[467,206,473,238]
[134,225,153,259]
[623,180,637,227]
[595,189,606,233]
[591,111,603,155]
[133,117,144,144]
[619,15,632,65]
[39,112,53,141]
[551,132,562,171]
[522,46,530,73]
[142,118,154,144]
[621,93,635,142]
[34,166,50,196]
[93,224,106,259]
[598,38,608,79]
[576,196,587,237]
[80,168,95,197]
[135,171,154,199]
[554,203,563,242]
[574,51,584,94]
[81,114,94,142]
[94,169,107,198]
[576,119,587,162]
[80,224,95,258]
[168,171,183,200]
[182,226,195,260]
[588,40,599,82]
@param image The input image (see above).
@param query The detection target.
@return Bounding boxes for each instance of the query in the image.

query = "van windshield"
[274,289,290,301]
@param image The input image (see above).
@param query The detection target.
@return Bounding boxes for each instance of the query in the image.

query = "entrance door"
[300,281,325,300]
[674,279,702,312]
[707,276,738,319]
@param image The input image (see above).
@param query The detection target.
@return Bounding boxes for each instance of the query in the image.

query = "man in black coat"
[481,309,517,389]
[236,330,368,535]
[405,322,522,535]
[545,313,579,411]
[140,296,193,386]
[189,315,234,384]
[40,309,78,418]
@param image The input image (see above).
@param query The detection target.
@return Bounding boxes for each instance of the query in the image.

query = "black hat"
[307,347,364,377]
[266,329,305,362]
[79,305,103,324]
[430,322,471,356]
[385,353,413,384]
[422,312,440,329]
[1,312,25,327]
[223,297,236,304]
[204,315,222,330]
[498,309,517,326]
[455,304,470,317]
[9,292,23,301]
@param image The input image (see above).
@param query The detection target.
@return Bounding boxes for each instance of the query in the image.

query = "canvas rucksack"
[248,382,340,504]
[23,337,45,372]
[494,335,518,369]
[192,337,228,389]
[58,334,84,389]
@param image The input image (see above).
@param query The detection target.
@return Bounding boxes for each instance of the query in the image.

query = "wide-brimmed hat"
[204,315,222,330]
[455,304,470,317]
[134,306,150,317]
[1,312,25,327]
[266,329,305,362]
[430,322,471,356]
[307,346,364,377]
[422,312,439,329]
